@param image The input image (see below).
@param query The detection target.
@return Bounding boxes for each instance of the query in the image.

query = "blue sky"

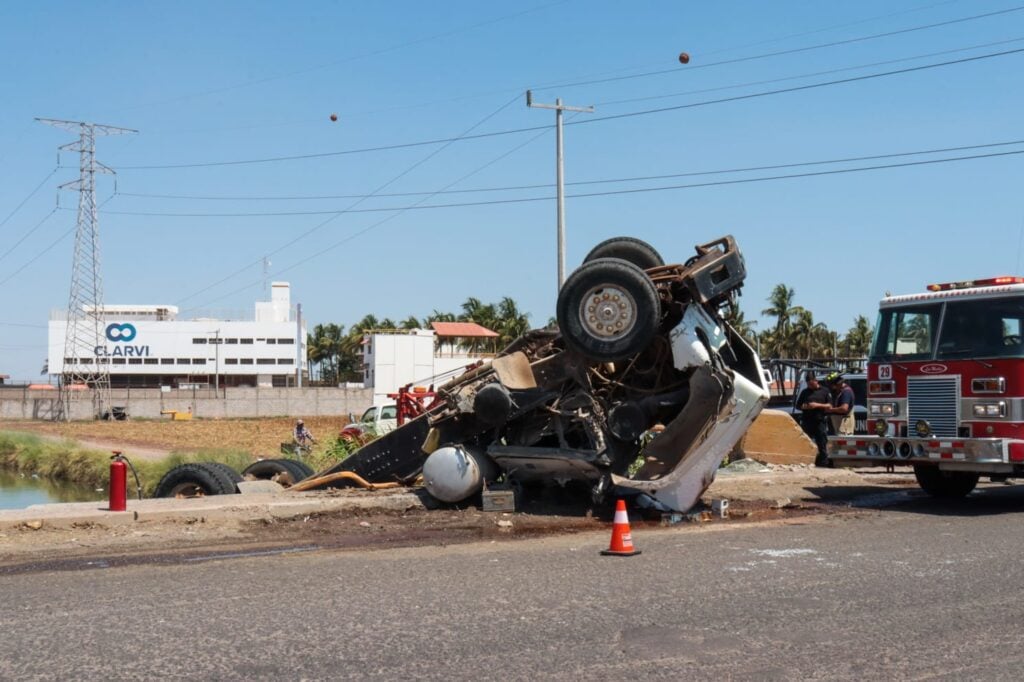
[1,1,1022,380]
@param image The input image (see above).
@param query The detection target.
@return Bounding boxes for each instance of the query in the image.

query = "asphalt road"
[4,488,1024,680]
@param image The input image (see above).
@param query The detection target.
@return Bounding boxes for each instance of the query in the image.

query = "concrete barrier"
[0,386,374,420]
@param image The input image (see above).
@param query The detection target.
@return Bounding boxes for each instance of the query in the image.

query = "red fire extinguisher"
[109,452,128,512]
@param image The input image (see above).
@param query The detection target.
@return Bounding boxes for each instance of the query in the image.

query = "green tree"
[761,284,804,357]
[841,315,873,356]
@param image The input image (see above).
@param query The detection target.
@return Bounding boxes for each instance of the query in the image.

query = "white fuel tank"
[422,445,496,503]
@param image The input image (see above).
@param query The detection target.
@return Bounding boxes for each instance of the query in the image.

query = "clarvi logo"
[920,363,948,374]
[95,323,150,358]
[105,323,137,342]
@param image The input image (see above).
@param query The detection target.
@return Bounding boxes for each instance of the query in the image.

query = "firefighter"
[825,372,856,437]
[796,372,832,467]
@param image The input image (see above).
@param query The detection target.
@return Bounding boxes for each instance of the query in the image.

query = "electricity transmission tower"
[37,118,136,420]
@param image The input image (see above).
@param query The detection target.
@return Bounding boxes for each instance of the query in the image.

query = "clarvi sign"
[94,323,151,357]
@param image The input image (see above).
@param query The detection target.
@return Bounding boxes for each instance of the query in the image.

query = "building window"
[112,358,126,365]
[225,358,238,365]
[192,358,207,365]
[161,358,174,365]
[240,358,254,365]
[128,358,142,365]
[210,338,222,344]
[145,358,158,365]
[177,359,191,365]
[277,338,294,344]
[226,338,238,344]
[277,358,294,365]
[265,338,277,344]
[97,358,109,364]
[192,338,208,344]
[240,338,254,344]
[256,358,275,365]
[64,357,75,364]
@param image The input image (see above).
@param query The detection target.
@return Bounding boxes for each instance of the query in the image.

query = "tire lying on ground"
[153,462,242,498]
[583,236,664,270]
[241,458,312,487]
[913,464,979,498]
[556,257,660,362]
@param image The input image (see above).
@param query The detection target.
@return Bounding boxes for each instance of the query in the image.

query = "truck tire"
[241,459,310,486]
[154,463,239,498]
[583,237,664,270]
[201,462,242,493]
[913,464,979,499]
[557,257,660,361]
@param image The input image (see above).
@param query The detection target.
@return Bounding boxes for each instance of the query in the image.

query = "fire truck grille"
[907,376,960,438]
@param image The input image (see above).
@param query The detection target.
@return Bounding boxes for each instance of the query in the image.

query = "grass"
[0,431,256,497]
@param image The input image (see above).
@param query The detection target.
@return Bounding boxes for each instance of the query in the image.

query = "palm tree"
[722,304,756,344]
[496,296,531,347]
[790,309,829,360]
[761,284,804,357]
[841,315,873,357]
[399,315,421,330]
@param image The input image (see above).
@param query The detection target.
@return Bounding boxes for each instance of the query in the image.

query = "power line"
[0,168,58,231]
[574,47,1024,127]
[101,138,1024,216]
[178,147,1024,312]
[115,46,1024,171]
[114,137,1024,204]
[0,208,58,264]
[533,4,1024,92]
[0,225,74,287]
[175,94,523,305]
[595,35,1024,107]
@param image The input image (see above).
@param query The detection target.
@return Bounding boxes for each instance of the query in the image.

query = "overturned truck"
[311,235,770,512]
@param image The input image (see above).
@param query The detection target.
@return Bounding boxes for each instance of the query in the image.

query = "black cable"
[116,137,1024,203]
[595,35,1024,107]
[175,94,523,305]
[115,46,1024,171]
[101,141,1024,217]
[0,225,74,286]
[175,147,1024,312]
[532,4,1024,92]
[0,168,57,230]
[0,208,58,264]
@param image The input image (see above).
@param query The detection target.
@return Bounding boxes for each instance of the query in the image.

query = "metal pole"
[214,329,220,394]
[296,303,303,388]
[526,92,594,292]
[555,100,565,288]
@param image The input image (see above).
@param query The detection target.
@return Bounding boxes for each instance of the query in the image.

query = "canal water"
[0,470,103,510]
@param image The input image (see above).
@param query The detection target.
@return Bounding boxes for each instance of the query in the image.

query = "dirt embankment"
[2,416,348,459]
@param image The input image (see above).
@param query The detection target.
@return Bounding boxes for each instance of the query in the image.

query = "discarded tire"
[556,257,660,361]
[154,462,241,498]
[583,236,664,270]
[913,464,979,499]
[241,458,311,487]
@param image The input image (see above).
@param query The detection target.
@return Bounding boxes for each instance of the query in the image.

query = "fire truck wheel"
[241,459,310,486]
[557,257,660,362]
[912,464,979,498]
[583,236,664,271]
[154,463,240,498]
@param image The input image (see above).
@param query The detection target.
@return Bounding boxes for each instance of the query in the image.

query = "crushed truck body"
[309,235,770,512]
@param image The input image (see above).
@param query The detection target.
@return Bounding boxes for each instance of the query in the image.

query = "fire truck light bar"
[926,277,1024,291]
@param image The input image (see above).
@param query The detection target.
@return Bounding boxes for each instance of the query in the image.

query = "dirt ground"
[2,416,348,458]
[0,465,924,571]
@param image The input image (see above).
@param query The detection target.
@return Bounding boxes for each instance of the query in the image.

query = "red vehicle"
[829,277,1024,497]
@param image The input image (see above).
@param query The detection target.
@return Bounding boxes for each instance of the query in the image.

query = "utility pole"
[213,329,220,394]
[296,303,303,388]
[526,91,594,289]
[37,118,136,420]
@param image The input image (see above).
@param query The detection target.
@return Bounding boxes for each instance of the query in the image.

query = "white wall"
[364,331,485,406]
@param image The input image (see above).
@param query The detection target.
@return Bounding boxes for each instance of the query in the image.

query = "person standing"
[825,372,856,436]
[796,373,832,467]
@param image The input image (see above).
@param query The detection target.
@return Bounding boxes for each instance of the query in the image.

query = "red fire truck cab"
[828,277,1024,497]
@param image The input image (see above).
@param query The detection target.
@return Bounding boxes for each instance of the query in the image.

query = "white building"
[48,282,307,388]
[362,322,498,406]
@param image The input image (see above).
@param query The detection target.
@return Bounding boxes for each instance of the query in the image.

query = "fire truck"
[829,276,1024,498]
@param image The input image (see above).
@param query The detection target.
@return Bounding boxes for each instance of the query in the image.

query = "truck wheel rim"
[578,285,637,341]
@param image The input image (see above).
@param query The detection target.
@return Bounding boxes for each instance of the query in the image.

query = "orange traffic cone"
[601,499,642,556]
